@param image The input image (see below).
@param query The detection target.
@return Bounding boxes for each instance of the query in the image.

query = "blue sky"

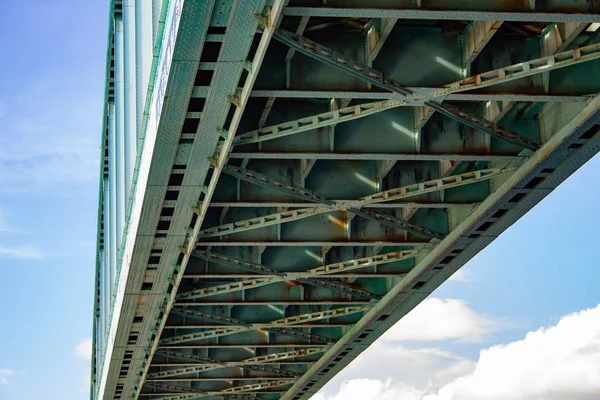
[0,1,106,398]
[0,1,599,399]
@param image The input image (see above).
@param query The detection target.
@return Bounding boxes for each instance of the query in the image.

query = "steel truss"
[270,29,547,150]
[234,42,600,148]
[94,2,600,400]
[144,380,292,399]
[282,7,600,22]
[160,306,368,345]
[199,165,513,239]
[147,348,323,380]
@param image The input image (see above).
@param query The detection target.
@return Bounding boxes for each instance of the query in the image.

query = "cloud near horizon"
[383,297,496,343]
[312,303,600,400]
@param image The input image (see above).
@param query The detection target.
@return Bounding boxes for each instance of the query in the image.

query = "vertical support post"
[152,0,162,45]
[460,20,503,75]
[413,106,433,153]
[99,248,106,352]
[328,98,338,152]
[108,101,118,302]
[104,188,112,304]
[136,0,153,132]
[115,16,126,258]
[365,18,397,66]
[124,0,137,204]
[540,23,586,92]
[485,100,514,123]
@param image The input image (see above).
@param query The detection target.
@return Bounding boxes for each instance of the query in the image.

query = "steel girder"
[93,2,600,400]
[282,6,600,22]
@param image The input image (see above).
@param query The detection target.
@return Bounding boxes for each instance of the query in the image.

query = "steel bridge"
[92,1,600,399]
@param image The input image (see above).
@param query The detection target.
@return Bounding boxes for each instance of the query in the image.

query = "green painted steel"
[93,1,600,399]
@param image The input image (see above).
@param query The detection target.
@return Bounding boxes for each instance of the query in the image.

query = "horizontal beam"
[180,273,406,280]
[160,307,366,345]
[217,165,445,238]
[146,377,299,381]
[142,391,287,399]
[148,349,321,380]
[146,380,292,399]
[151,361,314,366]
[228,152,525,162]
[169,310,333,344]
[193,250,419,278]
[196,241,432,247]
[197,206,441,239]
[175,301,372,306]
[272,29,540,150]
[164,324,354,329]
[282,7,600,22]
[157,348,322,363]
[158,344,326,349]
[207,202,478,209]
[184,250,408,298]
[249,90,593,102]
[200,167,510,239]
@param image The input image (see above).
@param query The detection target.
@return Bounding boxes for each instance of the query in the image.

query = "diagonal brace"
[190,249,383,300]
[218,165,444,238]
[271,28,540,151]
[160,307,367,345]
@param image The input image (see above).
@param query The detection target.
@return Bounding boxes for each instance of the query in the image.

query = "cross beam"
[156,348,323,365]
[218,165,445,238]
[186,249,398,299]
[148,349,321,380]
[232,41,600,148]
[145,380,292,400]
[160,307,367,345]
[193,249,421,278]
[200,166,513,238]
[196,241,434,247]
[227,152,526,162]
[282,7,600,22]
[271,29,540,150]
[171,309,334,344]
[248,90,593,102]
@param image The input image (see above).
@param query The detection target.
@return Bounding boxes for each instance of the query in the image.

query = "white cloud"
[312,378,426,400]
[383,298,495,343]
[0,369,15,385]
[312,303,600,400]
[0,245,42,260]
[448,268,474,282]
[314,298,488,397]
[424,304,600,400]
[74,338,92,361]
[322,341,475,393]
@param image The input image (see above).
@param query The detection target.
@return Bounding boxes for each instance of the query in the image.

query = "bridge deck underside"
[107,2,600,400]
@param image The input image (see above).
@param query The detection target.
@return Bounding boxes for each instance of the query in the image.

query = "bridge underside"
[99,1,600,400]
